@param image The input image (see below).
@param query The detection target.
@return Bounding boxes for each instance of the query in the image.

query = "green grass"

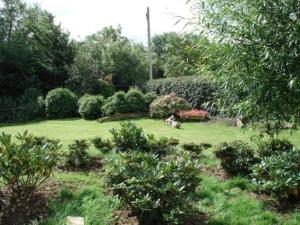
[1,118,300,225]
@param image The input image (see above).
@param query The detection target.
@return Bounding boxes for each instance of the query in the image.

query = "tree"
[191,0,300,134]
[0,0,75,96]
[67,26,148,95]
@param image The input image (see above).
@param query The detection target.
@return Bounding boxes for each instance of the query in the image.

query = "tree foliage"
[191,0,300,133]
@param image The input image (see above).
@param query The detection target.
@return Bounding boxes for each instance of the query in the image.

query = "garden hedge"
[145,76,217,112]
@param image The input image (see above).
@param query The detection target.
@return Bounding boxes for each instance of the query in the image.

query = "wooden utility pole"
[146,7,153,80]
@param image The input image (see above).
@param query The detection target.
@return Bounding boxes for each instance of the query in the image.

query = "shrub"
[65,139,91,168]
[146,135,179,156]
[252,149,300,199]
[107,151,200,224]
[144,92,157,107]
[0,131,60,200]
[101,91,128,116]
[78,95,105,120]
[182,143,204,154]
[177,109,209,121]
[215,140,258,176]
[91,137,113,153]
[146,76,217,113]
[78,94,92,108]
[125,88,147,112]
[98,78,115,98]
[256,138,294,158]
[110,121,148,152]
[45,88,77,119]
[149,93,191,118]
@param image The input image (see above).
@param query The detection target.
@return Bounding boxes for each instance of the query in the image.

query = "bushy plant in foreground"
[65,139,91,168]
[150,93,191,118]
[78,95,105,120]
[0,131,60,200]
[215,140,258,176]
[252,149,300,199]
[107,151,200,224]
[91,137,113,153]
[256,138,294,158]
[45,88,77,119]
[110,121,148,152]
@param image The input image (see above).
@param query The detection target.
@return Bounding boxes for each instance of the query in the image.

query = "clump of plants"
[107,151,200,225]
[251,149,300,200]
[45,88,77,119]
[78,95,105,120]
[177,109,209,121]
[215,140,258,176]
[65,139,91,169]
[144,92,157,108]
[91,137,113,153]
[101,91,129,116]
[0,131,61,225]
[256,138,294,158]
[125,88,147,113]
[182,143,205,154]
[149,93,191,118]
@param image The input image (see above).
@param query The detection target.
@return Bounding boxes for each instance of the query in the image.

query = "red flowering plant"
[177,109,209,121]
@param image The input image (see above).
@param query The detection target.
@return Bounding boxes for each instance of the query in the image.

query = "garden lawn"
[1,118,300,225]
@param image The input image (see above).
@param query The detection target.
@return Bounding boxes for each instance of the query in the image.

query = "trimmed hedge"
[45,88,77,119]
[145,76,217,112]
[78,95,105,120]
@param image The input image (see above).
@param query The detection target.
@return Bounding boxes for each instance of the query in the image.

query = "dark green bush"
[110,121,148,152]
[144,92,157,108]
[150,93,191,118]
[91,137,113,153]
[65,139,91,168]
[252,149,300,199]
[107,151,200,224]
[45,88,77,119]
[78,94,92,108]
[0,131,60,200]
[101,91,128,116]
[257,138,294,158]
[146,76,217,113]
[78,95,105,120]
[146,135,178,156]
[215,140,258,176]
[125,88,147,112]
[0,88,43,123]
[182,143,204,154]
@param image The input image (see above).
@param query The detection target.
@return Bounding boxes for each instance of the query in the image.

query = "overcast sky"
[23,0,192,43]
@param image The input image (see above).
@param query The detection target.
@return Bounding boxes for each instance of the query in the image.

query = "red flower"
[178,109,208,120]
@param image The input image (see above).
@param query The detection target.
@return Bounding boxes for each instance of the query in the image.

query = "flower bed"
[177,109,209,121]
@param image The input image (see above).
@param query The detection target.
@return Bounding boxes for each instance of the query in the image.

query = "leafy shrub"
[0,131,60,200]
[252,149,300,199]
[256,138,294,158]
[150,93,191,118]
[45,88,77,119]
[125,88,147,112]
[78,94,92,108]
[215,140,258,176]
[101,91,128,116]
[98,78,115,98]
[78,95,105,120]
[177,109,209,121]
[144,92,157,107]
[65,139,91,168]
[182,143,204,154]
[110,121,148,152]
[146,135,179,156]
[91,137,113,153]
[107,151,200,224]
[146,76,217,113]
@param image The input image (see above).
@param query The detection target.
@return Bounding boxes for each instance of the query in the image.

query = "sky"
[23,0,193,43]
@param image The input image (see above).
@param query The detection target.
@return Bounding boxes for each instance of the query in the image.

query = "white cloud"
[24,0,192,43]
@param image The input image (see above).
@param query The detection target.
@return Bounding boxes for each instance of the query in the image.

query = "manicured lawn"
[1,118,300,225]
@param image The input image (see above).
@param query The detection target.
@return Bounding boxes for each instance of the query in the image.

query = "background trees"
[0,0,75,96]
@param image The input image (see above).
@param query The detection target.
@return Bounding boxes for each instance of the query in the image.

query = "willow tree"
[191,0,300,134]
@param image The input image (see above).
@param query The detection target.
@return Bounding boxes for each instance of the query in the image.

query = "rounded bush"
[257,138,294,158]
[149,93,191,118]
[101,91,128,116]
[144,92,157,107]
[78,95,105,120]
[125,88,147,112]
[45,88,77,119]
